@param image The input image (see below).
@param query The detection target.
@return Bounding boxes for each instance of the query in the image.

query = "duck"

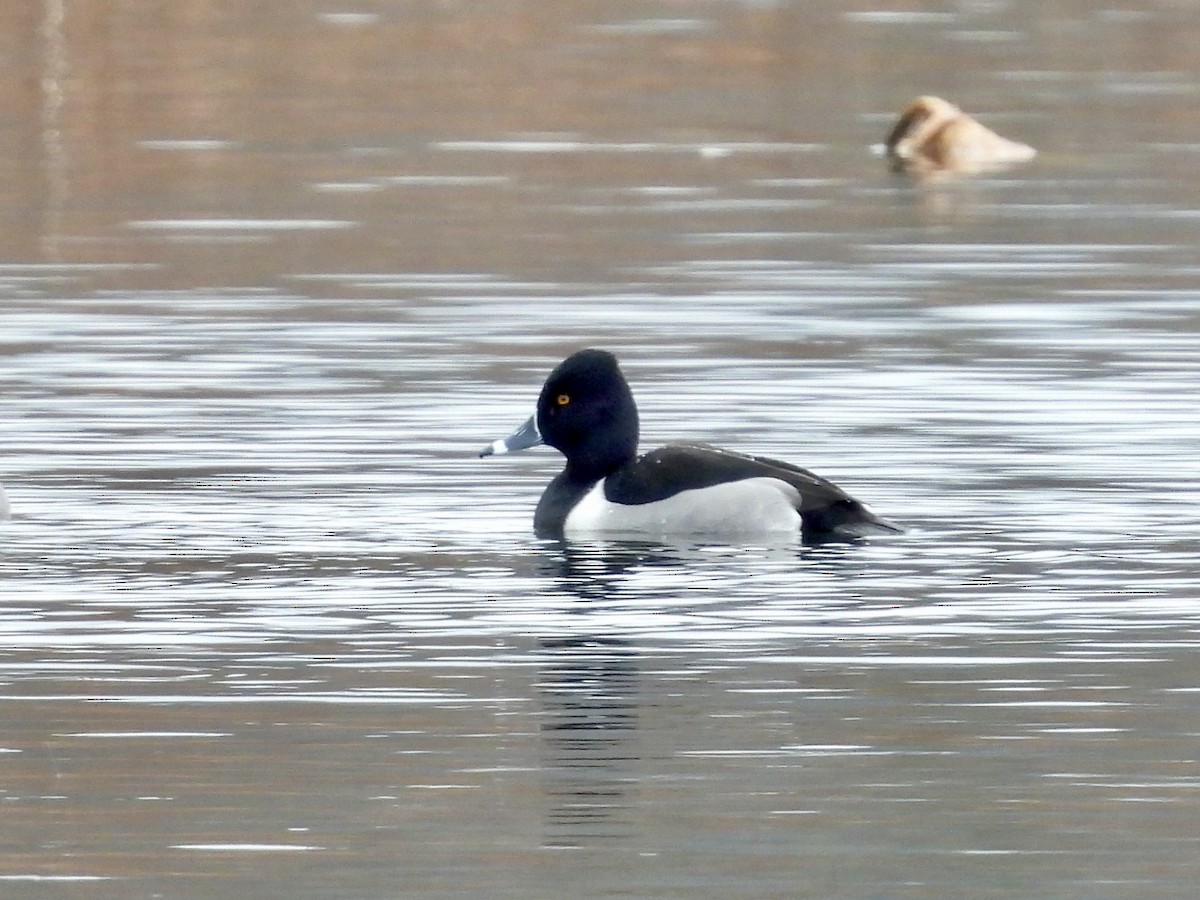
[480,349,900,541]
[884,95,1035,176]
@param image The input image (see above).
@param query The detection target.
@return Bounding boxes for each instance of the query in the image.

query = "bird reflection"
[527,537,870,847]
[535,635,641,847]
[535,535,867,602]
[534,538,694,601]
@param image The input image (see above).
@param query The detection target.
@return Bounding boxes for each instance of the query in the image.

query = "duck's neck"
[564,440,634,486]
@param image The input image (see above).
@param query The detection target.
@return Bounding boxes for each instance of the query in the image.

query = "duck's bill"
[479,415,542,457]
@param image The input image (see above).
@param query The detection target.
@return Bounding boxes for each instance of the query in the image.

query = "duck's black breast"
[533,469,595,539]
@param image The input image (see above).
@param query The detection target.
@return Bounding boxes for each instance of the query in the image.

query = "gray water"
[2,1,1200,897]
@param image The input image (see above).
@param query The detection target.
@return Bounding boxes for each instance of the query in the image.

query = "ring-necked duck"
[480,349,900,541]
[885,95,1035,177]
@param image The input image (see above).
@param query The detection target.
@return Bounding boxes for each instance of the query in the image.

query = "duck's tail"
[802,499,902,543]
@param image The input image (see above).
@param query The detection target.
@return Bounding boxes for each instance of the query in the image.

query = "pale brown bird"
[885,96,1035,176]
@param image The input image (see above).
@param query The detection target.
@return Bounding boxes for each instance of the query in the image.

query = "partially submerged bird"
[885,95,1035,176]
[481,350,900,542]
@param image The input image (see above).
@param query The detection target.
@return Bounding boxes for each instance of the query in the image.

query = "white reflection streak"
[41,0,68,261]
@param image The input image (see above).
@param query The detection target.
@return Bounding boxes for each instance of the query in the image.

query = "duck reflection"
[527,537,870,847]
[535,535,865,601]
[534,538,699,601]
[535,635,640,847]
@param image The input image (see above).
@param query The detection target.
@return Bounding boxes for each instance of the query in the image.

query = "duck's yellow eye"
[556,393,571,406]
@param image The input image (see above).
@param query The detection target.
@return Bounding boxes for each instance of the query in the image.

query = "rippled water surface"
[3,1,1200,897]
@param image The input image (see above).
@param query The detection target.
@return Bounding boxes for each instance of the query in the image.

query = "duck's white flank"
[563,476,802,537]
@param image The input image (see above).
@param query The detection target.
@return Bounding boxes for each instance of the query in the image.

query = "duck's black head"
[536,349,639,477]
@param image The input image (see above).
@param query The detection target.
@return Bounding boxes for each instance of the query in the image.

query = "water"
[3,1,1200,897]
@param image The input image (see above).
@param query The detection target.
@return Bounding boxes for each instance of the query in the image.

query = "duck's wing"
[605,443,901,539]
